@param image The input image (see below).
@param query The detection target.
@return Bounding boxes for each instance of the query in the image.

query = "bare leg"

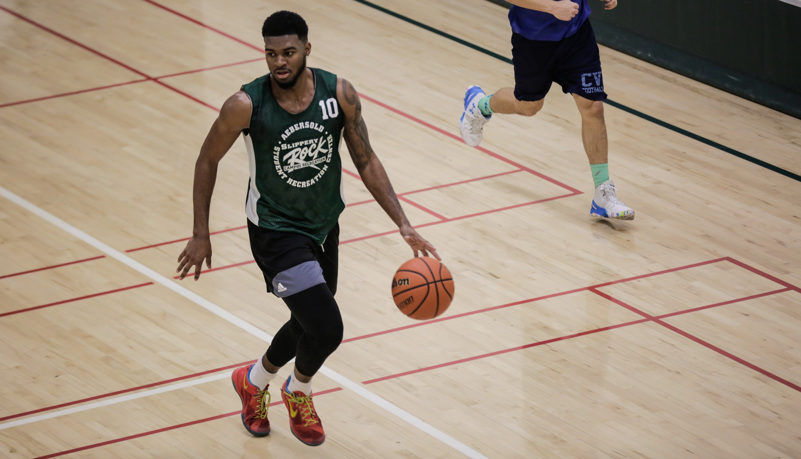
[572,94,607,165]
[490,87,544,116]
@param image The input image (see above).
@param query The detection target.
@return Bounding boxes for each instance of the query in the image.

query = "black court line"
[353,0,801,183]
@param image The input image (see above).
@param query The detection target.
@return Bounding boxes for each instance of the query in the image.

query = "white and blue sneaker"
[459,86,491,147]
[590,180,635,220]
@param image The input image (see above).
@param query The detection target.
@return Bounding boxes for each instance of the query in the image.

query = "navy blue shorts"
[247,221,340,296]
[512,20,606,102]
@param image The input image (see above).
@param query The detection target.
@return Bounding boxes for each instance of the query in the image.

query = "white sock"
[286,372,312,395]
[248,359,277,390]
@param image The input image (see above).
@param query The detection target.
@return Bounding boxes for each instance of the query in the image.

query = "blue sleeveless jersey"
[509,0,592,41]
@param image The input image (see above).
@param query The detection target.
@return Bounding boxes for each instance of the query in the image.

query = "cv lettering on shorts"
[581,71,604,93]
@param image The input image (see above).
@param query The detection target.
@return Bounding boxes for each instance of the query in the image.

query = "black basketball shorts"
[247,220,340,297]
[512,19,607,102]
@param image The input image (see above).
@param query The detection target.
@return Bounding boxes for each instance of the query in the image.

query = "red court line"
[1,260,255,317]
[12,0,797,414]
[127,226,247,252]
[392,168,576,222]
[0,58,262,109]
[0,5,149,78]
[657,288,792,320]
[151,78,219,111]
[4,0,795,436]
[401,169,524,196]
[141,0,262,52]
[6,183,573,281]
[155,58,265,80]
[329,169,525,207]
[3,2,796,452]
[127,183,576,255]
[344,286,593,343]
[0,256,106,280]
[589,287,651,319]
[33,387,344,459]
[359,93,582,195]
[399,195,448,220]
[442,192,579,223]
[337,193,574,241]
[3,259,734,417]
[724,256,801,294]
[591,287,801,393]
[0,80,148,109]
[1,258,252,318]
[0,225,245,282]
[0,4,221,115]
[364,285,800,389]
[342,168,361,180]
[5,259,797,428]
[138,0,578,198]
[172,260,255,280]
[0,3,579,284]
[359,257,801,386]
[47,289,798,455]
[591,257,729,288]
[657,319,801,392]
[343,258,766,342]
[33,411,239,459]
[0,361,255,423]
[363,318,651,384]
[143,0,584,203]
[0,283,154,318]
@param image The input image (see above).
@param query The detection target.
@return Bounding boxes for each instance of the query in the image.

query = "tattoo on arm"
[340,79,407,227]
[342,80,372,168]
[343,79,359,108]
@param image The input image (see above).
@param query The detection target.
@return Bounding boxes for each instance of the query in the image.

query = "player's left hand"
[602,0,618,10]
[400,225,440,260]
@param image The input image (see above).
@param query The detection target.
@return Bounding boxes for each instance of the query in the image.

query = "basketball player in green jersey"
[176,10,438,446]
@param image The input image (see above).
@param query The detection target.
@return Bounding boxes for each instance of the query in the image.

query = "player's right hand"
[552,0,580,21]
[177,235,212,281]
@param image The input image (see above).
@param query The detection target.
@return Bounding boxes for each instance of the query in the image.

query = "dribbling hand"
[400,226,440,260]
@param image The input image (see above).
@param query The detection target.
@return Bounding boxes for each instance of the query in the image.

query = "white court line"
[0,373,229,430]
[0,186,486,459]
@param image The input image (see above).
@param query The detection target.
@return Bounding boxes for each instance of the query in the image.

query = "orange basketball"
[391,256,454,320]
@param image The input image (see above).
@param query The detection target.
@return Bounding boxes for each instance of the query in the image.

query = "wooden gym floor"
[1,0,800,457]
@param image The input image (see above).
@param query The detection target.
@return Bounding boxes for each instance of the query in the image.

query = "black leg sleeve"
[266,283,343,376]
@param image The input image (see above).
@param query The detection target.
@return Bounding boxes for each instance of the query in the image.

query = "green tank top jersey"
[240,68,346,243]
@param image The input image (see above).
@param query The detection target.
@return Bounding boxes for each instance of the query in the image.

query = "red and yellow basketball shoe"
[281,377,325,446]
[231,364,271,437]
